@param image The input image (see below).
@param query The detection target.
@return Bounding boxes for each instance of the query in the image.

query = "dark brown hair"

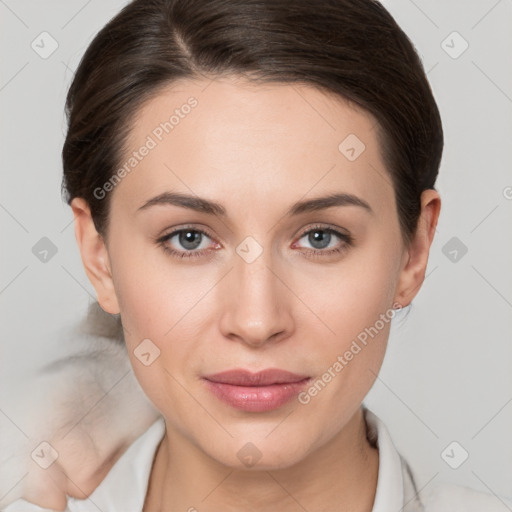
[61,0,443,246]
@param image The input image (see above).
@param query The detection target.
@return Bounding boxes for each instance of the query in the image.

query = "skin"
[71,75,440,511]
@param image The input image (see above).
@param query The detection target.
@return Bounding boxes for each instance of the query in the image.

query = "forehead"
[112,75,393,217]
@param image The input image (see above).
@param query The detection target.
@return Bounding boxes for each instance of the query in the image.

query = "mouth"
[202,369,311,412]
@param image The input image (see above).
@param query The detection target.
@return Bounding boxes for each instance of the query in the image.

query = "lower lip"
[203,378,311,412]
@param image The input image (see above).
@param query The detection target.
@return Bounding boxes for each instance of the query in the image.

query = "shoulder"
[1,499,68,512]
[421,481,512,512]
[3,417,166,512]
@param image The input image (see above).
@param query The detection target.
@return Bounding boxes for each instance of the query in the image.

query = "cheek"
[298,234,402,405]
[309,239,401,342]
[107,240,217,405]
[295,255,398,430]
[108,229,202,338]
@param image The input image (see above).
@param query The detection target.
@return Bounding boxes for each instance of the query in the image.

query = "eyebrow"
[137,191,373,217]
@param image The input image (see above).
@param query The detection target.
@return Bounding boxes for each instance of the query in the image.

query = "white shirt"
[4,407,510,512]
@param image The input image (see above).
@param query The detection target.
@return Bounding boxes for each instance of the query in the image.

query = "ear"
[70,198,120,315]
[394,189,441,308]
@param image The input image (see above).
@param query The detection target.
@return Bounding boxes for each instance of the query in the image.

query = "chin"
[199,433,316,471]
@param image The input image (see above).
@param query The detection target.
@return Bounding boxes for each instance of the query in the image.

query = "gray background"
[1,0,511,503]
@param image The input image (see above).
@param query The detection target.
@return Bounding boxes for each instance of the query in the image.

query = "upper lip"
[203,369,310,386]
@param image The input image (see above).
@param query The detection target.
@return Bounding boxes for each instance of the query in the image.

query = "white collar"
[66,406,419,511]
[363,406,423,511]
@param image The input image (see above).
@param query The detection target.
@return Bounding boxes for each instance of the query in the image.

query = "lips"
[202,369,311,412]
[203,368,310,386]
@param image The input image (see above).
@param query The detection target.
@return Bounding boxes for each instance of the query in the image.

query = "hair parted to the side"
[61,0,443,247]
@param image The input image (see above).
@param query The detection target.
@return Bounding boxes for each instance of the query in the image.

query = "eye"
[293,224,353,258]
[156,226,219,259]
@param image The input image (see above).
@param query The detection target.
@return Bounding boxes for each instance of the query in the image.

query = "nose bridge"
[219,236,293,346]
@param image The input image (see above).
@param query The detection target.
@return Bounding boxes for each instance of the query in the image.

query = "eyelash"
[156,224,354,260]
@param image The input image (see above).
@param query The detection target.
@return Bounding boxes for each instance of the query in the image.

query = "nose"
[218,246,295,348]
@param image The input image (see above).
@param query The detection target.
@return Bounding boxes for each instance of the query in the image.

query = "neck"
[144,407,379,512]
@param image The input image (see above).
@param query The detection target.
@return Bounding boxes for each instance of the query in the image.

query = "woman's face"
[74,75,434,469]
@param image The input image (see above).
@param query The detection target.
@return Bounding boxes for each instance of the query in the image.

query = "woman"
[4,0,510,510]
